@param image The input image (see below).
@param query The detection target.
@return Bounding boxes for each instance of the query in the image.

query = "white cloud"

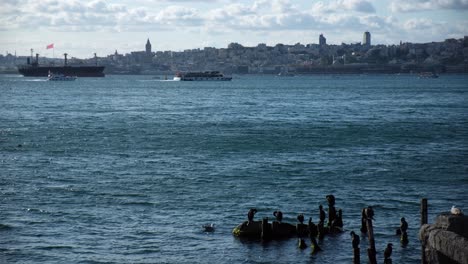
[312,0,376,14]
[390,0,468,12]
[403,18,435,30]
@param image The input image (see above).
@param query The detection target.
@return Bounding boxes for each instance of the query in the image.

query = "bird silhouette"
[326,195,336,206]
[273,211,283,222]
[297,214,304,224]
[319,205,326,223]
[202,223,215,232]
[384,243,393,260]
[400,217,408,233]
[350,231,360,249]
[365,206,374,220]
[247,208,257,222]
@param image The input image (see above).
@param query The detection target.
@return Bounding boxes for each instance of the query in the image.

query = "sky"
[1,0,468,58]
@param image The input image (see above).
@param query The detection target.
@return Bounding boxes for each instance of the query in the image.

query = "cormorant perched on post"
[350,231,360,249]
[400,217,408,233]
[247,208,257,222]
[326,195,336,206]
[399,217,409,244]
[384,243,393,260]
[297,214,304,224]
[273,211,283,222]
[296,214,308,237]
[365,206,374,220]
[319,205,326,224]
[334,209,343,229]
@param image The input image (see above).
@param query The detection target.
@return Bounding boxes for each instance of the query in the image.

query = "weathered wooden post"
[354,247,360,264]
[351,231,361,264]
[360,208,368,234]
[326,195,337,231]
[261,217,271,241]
[421,198,428,225]
[421,198,428,264]
[363,206,377,264]
[366,218,377,264]
[309,217,321,254]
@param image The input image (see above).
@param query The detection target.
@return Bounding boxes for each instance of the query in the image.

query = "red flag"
[46,43,54,49]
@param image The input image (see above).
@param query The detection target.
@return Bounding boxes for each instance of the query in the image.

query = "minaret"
[145,38,152,55]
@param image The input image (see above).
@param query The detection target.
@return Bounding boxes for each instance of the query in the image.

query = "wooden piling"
[421,198,428,225]
[261,217,271,241]
[421,198,428,264]
[353,248,360,264]
[366,218,377,264]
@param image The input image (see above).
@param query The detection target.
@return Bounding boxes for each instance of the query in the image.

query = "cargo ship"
[18,53,105,77]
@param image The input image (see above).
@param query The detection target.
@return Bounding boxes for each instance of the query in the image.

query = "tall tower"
[145,38,152,55]
[319,34,326,46]
[363,31,371,46]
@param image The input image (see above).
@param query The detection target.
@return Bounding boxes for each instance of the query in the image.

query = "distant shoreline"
[3,65,468,76]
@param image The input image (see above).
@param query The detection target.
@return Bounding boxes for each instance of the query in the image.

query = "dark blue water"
[1,74,467,263]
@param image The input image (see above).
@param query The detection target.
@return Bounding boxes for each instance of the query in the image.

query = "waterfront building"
[319,34,327,46]
[363,31,371,46]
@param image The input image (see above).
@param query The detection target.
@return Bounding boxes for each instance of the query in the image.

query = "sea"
[1,74,467,264]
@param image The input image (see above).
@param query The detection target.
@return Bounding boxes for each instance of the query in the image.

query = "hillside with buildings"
[2,33,468,75]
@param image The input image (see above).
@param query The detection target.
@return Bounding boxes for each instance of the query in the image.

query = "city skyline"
[1,0,468,58]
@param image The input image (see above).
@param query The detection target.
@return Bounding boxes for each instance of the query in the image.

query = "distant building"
[319,34,326,46]
[363,31,371,46]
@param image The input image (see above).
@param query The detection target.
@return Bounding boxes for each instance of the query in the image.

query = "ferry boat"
[48,71,77,81]
[173,71,232,81]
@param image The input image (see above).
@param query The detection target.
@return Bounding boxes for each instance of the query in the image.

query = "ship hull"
[18,66,105,77]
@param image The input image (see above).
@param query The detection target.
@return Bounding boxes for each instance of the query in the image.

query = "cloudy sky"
[1,0,468,58]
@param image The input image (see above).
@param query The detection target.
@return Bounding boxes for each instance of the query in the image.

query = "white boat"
[173,71,232,81]
[48,71,77,81]
[277,72,295,77]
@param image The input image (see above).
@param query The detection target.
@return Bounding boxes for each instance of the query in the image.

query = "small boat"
[173,71,232,81]
[48,71,77,81]
[277,72,295,77]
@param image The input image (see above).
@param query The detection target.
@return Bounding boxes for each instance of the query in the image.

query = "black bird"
[297,214,304,224]
[365,206,374,220]
[273,211,283,222]
[384,243,393,260]
[247,208,257,222]
[400,217,408,233]
[326,195,336,206]
[319,205,326,223]
[202,223,215,232]
[350,231,360,249]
